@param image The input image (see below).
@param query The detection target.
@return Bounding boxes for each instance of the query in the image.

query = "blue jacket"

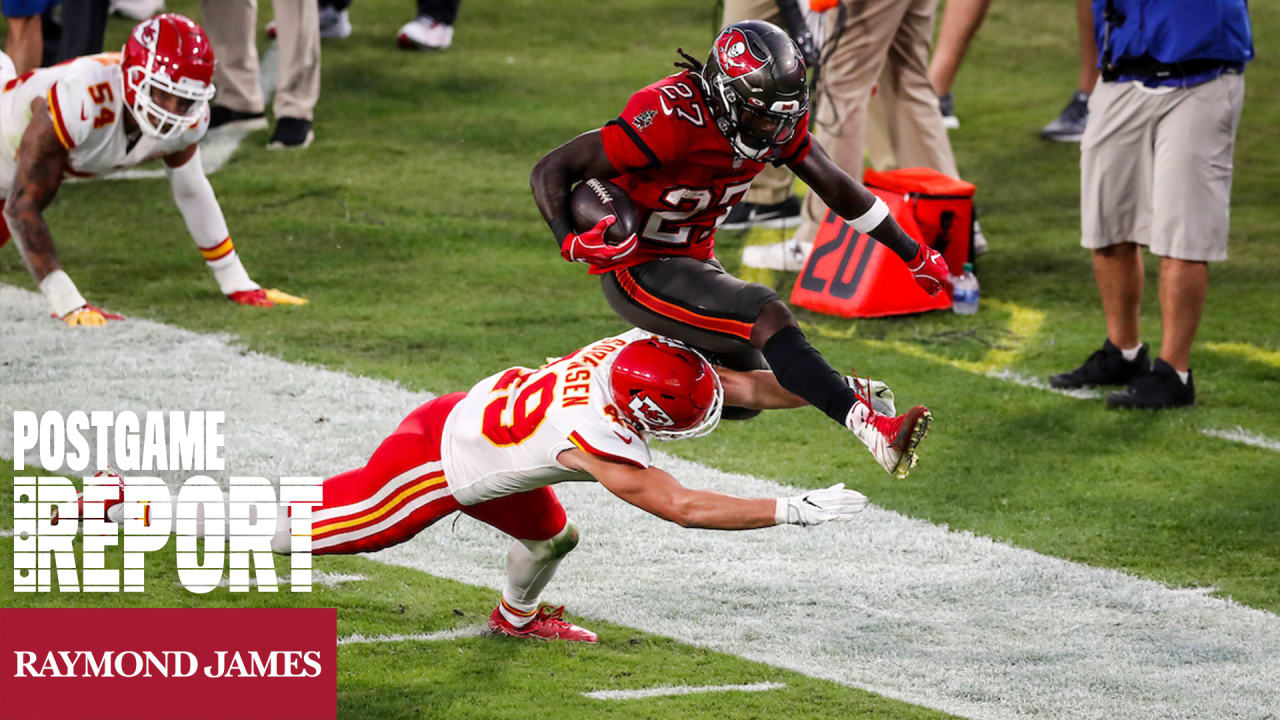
[1094,0,1254,68]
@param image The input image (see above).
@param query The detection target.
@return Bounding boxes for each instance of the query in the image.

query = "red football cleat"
[488,605,598,643]
[847,401,933,479]
[227,289,274,307]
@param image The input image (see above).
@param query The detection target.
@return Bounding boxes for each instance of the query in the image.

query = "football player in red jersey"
[532,21,948,478]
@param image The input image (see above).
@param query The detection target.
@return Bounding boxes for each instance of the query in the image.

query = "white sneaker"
[845,401,932,479]
[973,219,988,256]
[109,0,163,20]
[397,16,453,50]
[844,376,896,416]
[319,7,352,39]
[741,237,813,271]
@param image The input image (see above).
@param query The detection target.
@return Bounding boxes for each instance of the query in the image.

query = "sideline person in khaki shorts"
[1049,0,1252,410]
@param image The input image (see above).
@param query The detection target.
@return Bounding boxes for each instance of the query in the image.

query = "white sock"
[1175,369,1190,384]
[1119,345,1142,362]
[208,252,259,295]
[498,593,539,628]
[500,537,565,627]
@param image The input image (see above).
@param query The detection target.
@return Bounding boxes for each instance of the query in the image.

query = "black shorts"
[601,257,776,372]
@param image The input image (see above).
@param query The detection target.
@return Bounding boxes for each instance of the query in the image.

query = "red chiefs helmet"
[610,337,723,441]
[122,13,216,140]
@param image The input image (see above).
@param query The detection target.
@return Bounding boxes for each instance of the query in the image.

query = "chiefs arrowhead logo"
[628,393,676,428]
[715,28,767,78]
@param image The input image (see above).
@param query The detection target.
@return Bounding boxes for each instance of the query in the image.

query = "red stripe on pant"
[614,267,754,341]
[312,392,568,555]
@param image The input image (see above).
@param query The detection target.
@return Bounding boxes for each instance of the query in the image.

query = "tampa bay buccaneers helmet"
[702,20,808,161]
[122,13,216,140]
[610,337,723,441]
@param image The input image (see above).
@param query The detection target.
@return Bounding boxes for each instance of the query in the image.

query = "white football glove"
[844,376,896,416]
[775,483,868,527]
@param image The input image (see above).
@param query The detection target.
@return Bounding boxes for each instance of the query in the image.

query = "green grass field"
[2,1,1278,718]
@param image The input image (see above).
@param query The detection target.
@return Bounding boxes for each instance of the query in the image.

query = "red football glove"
[560,216,638,268]
[907,244,949,296]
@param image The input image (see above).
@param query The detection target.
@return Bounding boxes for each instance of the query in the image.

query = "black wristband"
[550,215,574,244]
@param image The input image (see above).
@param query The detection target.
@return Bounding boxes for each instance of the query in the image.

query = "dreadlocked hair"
[674,48,704,75]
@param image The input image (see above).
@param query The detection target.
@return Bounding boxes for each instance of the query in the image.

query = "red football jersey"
[597,71,811,273]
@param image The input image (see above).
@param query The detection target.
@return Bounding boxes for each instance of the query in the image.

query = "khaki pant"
[796,0,958,244]
[1080,73,1244,262]
[721,0,796,205]
[201,0,320,120]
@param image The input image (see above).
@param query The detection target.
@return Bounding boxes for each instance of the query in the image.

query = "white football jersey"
[0,52,208,195]
[442,329,654,506]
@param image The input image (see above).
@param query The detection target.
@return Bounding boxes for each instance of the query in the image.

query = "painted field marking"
[101,46,278,182]
[584,682,786,700]
[1205,341,1280,368]
[1201,427,1280,452]
[3,284,1278,720]
[338,626,487,646]
[0,528,13,537]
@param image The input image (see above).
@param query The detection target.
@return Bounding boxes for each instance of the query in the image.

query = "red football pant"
[310,393,568,554]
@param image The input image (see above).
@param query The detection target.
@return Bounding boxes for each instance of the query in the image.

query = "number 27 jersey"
[598,71,811,271]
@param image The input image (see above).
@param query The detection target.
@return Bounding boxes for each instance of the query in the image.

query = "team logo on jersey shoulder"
[632,109,657,131]
[716,28,767,78]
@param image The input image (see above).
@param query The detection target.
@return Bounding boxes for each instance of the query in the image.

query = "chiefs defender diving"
[88,329,873,642]
[532,21,948,478]
[0,14,305,327]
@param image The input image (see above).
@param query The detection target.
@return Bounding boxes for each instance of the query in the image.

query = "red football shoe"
[488,605,598,643]
[846,401,933,479]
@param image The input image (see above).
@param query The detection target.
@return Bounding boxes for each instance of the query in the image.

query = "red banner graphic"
[0,608,336,720]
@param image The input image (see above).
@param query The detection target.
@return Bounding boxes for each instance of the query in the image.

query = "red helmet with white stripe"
[610,337,723,441]
[122,13,216,139]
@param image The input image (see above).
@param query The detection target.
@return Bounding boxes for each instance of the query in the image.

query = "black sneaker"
[1049,339,1150,389]
[1107,358,1195,410]
[267,117,315,150]
[939,93,959,130]
[209,105,268,131]
[721,196,802,231]
[1039,90,1089,142]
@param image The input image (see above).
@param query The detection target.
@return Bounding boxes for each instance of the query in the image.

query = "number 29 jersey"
[597,70,811,272]
[440,329,654,506]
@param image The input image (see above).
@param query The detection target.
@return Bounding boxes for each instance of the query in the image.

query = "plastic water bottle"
[951,263,979,315]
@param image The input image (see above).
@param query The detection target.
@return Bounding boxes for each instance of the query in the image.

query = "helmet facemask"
[711,74,806,160]
[125,63,214,140]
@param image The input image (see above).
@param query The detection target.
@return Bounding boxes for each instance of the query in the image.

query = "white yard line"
[337,626,487,646]
[983,369,1102,400]
[584,682,785,700]
[3,285,1278,720]
[103,46,278,181]
[1201,427,1280,452]
[0,529,13,537]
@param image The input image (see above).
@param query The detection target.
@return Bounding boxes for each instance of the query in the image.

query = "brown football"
[570,179,638,246]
